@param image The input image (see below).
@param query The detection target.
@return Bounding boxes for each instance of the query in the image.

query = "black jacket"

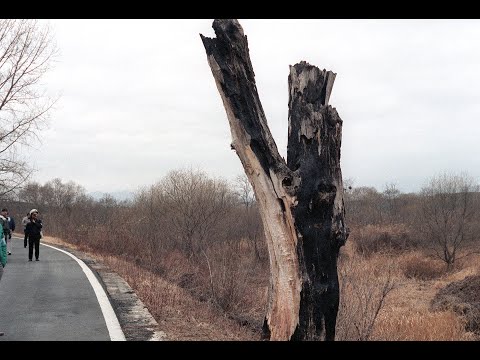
[26,219,42,238]
[8,217,15,231]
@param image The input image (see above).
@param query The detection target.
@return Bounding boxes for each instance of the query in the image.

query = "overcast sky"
[24,19,480,194]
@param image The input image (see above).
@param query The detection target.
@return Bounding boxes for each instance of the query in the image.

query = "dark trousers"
[29,235,41,260]
[24,229,28,247]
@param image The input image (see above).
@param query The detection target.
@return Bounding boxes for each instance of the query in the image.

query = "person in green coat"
[0,223,6,336]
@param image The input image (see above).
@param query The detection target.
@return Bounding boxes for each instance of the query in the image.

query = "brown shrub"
[353,224,414,256]
[431,275,480,334]
[401,253,446,280]
[98,254,256,340]
[336,250,396,340]
[198,242,268,328]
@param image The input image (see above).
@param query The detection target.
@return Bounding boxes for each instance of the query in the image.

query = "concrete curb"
[41,240,167,341]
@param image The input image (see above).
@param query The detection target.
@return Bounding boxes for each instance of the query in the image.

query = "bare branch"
[0,19,57,195]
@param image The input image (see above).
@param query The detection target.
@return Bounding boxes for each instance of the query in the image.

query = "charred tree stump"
[201,19,349,341]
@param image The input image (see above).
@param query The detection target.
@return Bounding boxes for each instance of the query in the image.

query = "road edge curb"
[39,239,167,341]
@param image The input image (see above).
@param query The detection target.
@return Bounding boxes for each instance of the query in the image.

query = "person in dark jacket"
[6,211,15,255]
[25,209,42,261]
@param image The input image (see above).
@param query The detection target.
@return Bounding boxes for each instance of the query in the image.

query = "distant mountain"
[88,190,135,202]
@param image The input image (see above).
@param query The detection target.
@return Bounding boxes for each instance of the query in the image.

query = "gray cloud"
[24,19,480,193]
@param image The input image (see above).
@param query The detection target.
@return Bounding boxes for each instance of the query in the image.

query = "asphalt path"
[0,236,125,341]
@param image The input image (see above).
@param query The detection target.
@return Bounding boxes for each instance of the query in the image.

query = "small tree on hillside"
[159,168,236,256]
[383,182,401,222]
[420,172,479,270]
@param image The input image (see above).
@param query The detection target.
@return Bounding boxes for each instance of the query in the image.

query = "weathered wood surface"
[201,19,348,341]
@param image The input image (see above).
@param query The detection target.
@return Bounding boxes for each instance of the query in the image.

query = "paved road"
[0,236,116,341]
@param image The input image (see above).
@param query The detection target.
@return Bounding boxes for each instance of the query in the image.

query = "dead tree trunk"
[201,19,349,341]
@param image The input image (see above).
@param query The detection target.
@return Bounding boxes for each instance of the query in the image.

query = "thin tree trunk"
[201,19,348,341]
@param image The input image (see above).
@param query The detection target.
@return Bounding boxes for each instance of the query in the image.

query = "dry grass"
[337,242,397,340]
[39,234,261,340]
[39,232,479,341]
[337,240,478,341]
[431,274,480,334]
[372,250,480,340]
[400,252,446,280]
[38,233,82,250]
[451,253,480,278]
[352,224,413,256]
[373,308,474,340]
[97,254,258,340]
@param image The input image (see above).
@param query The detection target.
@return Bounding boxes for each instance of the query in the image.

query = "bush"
[353,224,414,256]
[336,250,396,340]
[401,253,446,280]
[431,275,480,334]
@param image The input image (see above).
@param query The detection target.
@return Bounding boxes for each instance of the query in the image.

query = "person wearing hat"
[25,209,43,261]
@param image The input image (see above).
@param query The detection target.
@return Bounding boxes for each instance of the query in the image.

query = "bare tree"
[29,178,87,216]
[234,173,264,260]
[345,186,384,226]
[420,172,480,270]
[201,19,348,340]
[235,174,255,209]
[133,184,168,269]
[17,180,42,204]
[158,168,237,256]
[0,19,58,197]
[18,178,90,236]
[383,182,401,222]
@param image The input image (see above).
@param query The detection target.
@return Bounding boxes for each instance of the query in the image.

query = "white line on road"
[14,237,126,341]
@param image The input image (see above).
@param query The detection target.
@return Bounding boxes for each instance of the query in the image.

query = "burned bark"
[288,62,348,340]
[201,19,348,341]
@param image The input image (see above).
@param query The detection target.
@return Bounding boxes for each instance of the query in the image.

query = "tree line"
[3,169,478,273]
[1,168,479,337]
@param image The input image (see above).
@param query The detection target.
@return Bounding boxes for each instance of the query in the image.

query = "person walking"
[22,212,30,248]
[26,209,42,261]
[0,215,6,336]
[0,208,10,255]
[6,211,15,255]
